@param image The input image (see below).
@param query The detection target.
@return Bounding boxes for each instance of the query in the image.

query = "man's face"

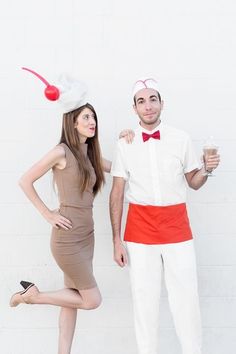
[133,88,163,129]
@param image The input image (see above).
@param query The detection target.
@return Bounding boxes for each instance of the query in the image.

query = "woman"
[10,94,131,353]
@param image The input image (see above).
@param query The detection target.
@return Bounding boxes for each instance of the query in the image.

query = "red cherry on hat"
[44,85,60,101]
[22,67,60,101]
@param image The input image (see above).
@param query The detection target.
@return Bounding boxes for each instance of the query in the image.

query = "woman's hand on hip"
[43,209,73,230]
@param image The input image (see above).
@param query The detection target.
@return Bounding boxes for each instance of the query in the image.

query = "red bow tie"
[142,130,160,142]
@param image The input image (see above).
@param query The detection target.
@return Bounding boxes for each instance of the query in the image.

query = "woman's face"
[74,107,96,143]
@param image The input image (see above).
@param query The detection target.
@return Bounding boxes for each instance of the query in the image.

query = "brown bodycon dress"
[50,143,97,290]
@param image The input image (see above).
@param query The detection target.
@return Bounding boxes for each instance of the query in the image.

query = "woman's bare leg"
[11,285,102,309]
[58,307,77,354]
[10,286,101,354]
[56,288,101,354]
[34,287,101,309]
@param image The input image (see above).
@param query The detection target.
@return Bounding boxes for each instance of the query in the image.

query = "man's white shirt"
[111,122,201,206]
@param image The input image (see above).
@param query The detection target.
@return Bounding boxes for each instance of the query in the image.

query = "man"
[109,78,220,354]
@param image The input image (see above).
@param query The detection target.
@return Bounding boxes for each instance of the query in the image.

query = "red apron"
[124,203,192,244]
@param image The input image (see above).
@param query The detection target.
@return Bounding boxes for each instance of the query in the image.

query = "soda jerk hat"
[132,78,160,97]
[22,67,87,113]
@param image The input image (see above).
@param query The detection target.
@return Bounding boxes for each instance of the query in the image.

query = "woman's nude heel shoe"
[10,281,39,307]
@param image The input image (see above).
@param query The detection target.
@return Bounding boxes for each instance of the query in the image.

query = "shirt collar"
[137,120,163,135]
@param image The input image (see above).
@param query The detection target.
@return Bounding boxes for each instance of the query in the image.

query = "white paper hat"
[57,74,88,113]
[132,77,159,97]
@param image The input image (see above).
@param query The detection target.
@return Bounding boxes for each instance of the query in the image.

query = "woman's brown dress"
[51,143,97,290]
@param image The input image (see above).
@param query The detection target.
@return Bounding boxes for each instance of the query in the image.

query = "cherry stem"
[22,67,50,87]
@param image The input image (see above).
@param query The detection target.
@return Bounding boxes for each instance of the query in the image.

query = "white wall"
[0,0,235,353]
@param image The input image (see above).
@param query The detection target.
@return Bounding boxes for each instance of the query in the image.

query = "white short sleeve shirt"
[111,122,201,206]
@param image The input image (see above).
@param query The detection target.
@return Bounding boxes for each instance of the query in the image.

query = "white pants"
[126,240,202,354]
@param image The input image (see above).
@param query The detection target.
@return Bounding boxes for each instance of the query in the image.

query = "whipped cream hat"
[132,77,160,97]
[22,67,87,113]
[56,74,87,113]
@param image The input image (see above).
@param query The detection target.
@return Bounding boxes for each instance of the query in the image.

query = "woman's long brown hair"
[59,103,105,196]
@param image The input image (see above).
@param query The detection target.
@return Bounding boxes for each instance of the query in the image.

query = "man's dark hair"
[133,91,162,105]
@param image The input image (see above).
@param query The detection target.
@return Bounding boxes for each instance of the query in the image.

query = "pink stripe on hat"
[132,78,159,97]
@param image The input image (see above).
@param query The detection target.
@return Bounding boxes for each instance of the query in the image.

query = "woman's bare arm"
[19,145,72,230]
